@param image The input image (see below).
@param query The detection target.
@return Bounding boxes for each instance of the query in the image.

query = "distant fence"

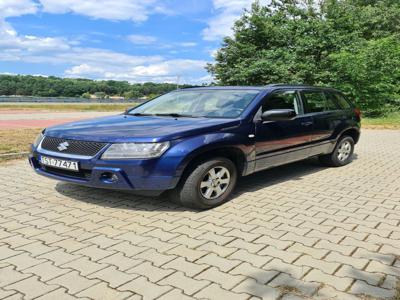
[0,96,146,104]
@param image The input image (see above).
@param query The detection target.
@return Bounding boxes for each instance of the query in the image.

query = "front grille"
[41,165,92,180]
[41,136,107,156]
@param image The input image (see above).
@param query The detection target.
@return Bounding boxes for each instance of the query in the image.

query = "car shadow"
[55,181,193,212]
[55,154,358,212]
[235,158,324,194]
[235,152,358,193]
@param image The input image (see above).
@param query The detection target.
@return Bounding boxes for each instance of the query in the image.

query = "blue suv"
[29,85,361,209]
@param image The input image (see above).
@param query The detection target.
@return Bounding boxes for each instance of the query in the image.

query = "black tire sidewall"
[179,157,237,209]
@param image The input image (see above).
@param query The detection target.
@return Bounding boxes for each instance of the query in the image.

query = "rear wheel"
[171,157,237,209]
[319,136,355,167]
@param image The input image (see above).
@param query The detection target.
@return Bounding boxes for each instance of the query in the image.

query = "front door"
[254,90,314,171]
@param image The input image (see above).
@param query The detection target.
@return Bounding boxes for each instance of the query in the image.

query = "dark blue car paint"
[29,85,360,195]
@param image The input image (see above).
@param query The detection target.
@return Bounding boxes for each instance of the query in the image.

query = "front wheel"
[319,136,355,167]
[171,157,237,209]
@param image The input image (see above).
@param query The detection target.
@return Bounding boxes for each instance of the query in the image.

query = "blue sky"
[0,0,256,84]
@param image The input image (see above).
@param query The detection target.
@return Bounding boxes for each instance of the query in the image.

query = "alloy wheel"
[337,140,352,161]
[200,166,231,199]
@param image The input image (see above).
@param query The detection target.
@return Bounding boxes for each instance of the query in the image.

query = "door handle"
[301,121,313,126]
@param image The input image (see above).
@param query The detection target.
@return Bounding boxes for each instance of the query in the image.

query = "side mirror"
[261,109,296,121]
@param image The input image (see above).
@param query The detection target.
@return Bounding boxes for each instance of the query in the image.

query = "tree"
[329,37,400,116]
[94,92,106,99]
[207,0,400,116]
[0,75,193,100]
[123,90,140,99]
[81,92,91,99]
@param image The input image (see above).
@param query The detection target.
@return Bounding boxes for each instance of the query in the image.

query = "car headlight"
[33,132,44,148]
[102,142,170,159]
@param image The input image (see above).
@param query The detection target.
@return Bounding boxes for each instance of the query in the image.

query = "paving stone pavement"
[0,129,399,300]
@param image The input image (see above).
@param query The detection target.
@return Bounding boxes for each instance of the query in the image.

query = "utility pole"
[176,75,180,90]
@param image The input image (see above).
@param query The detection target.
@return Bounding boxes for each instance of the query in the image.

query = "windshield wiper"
[129,112,154,116]
[128,112,199,118]
[154,113,198,118]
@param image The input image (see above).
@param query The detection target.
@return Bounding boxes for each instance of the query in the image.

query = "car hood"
[44,114,241,142]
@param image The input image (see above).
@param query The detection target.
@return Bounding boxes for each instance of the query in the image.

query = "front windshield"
[128,89,260,118]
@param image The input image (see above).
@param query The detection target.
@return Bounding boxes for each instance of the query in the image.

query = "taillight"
[354,108,361,119]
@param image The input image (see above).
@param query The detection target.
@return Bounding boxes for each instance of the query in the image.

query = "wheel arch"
[339,127,360,144]
[179,146,248,180]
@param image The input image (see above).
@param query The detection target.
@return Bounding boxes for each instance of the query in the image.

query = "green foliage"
[207,0,400,116]
[329,37,400,116]
[0,75,193,99]
[94,92,107,99]
[81,92,91,99]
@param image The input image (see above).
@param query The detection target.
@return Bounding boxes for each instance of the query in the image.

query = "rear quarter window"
[328,92,352,109]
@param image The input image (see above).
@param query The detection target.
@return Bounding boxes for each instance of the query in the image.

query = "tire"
[171,157,237,209]
[319,136,355,167]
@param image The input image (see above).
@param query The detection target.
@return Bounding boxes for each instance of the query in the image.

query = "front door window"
[262,91,301,115]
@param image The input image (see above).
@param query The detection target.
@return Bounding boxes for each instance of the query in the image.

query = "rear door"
[254,89,314,171]
[299,89,342,155]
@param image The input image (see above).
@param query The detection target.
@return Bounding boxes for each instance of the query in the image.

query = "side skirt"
[251,140,336,173]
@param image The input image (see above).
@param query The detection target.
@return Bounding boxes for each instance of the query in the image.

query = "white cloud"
[127,38,198,49]
[0,0,69,56]
[0,0,212,84]
[0,0,38,18]
[202,0,250,41]
[65,59,211,84]
[179,42,197,47]
[128,34,157,45]
[197,74,213,83]
[131,59,206,76]
[0,18,210,83]
[64,63,104,76]
[0,20,71,55]
[38,0,161,22]
[205,48,219,59]
[202,0,269,41]
[55,48,163,70]
[0,19,209,83]
[0,0,173,23]
[202,13,239,41]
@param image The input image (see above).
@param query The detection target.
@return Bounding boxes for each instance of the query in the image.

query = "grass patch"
[363,112,400,129]
[0,128,41,156]
[0,103,138,112]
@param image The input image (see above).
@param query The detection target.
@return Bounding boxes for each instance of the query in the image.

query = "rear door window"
[301,91,338,113]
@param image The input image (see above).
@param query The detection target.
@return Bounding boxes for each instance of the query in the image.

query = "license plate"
[40,156,79,172]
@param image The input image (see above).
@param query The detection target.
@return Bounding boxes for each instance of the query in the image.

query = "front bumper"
[29,149,180,194]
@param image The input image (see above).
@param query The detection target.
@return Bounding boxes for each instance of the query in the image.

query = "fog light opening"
[100,172,118,183]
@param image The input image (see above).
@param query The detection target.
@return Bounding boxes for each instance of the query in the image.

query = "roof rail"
[265,83,313,87]
[265,83,337,90]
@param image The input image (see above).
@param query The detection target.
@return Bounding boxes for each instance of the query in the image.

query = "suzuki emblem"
[57,141,70,151]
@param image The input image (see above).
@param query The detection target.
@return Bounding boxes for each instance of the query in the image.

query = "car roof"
[180,86,265,91]
[180,84,341,93]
